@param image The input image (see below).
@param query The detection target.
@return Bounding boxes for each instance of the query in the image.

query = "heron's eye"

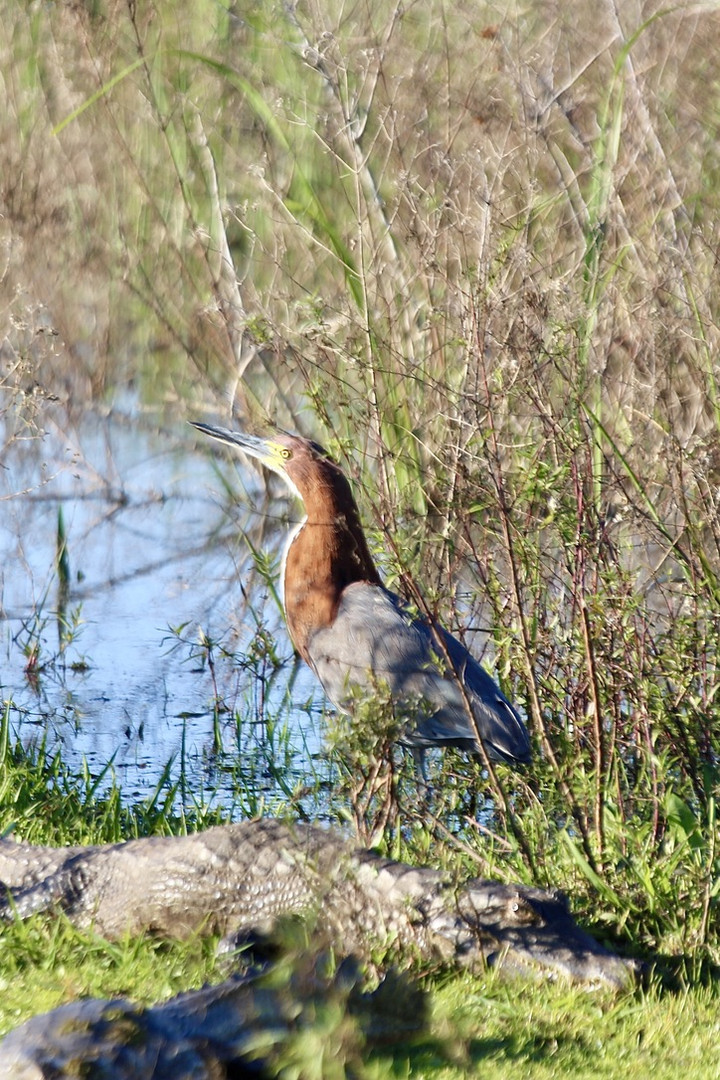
[279,448,292,460]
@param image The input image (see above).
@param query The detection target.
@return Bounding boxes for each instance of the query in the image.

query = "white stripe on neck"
[279,513,307,611]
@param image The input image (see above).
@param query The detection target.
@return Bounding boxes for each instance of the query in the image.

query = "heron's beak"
[190,422,290,478]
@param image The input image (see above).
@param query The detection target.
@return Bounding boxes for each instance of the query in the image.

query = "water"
[0,403,327,812]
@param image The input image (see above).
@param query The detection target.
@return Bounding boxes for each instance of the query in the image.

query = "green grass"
[0,709,718,1077]
[0,914,220,1038]
[383,974,720,1080]
[2,894,720,1078]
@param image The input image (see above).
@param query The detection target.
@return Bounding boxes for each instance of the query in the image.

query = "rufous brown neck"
[281,459,381,663]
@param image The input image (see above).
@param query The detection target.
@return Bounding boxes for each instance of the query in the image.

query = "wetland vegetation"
[2,0,720,1074]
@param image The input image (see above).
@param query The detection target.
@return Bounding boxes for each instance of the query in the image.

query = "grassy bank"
[1,714,720,1079]
[2,0,720,1074]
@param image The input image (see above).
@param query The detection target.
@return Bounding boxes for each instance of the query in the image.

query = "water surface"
[1,403,326,813]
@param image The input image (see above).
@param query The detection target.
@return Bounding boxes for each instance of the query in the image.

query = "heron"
[191,422,531,775]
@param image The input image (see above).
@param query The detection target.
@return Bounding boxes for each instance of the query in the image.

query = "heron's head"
[190,422,344,505]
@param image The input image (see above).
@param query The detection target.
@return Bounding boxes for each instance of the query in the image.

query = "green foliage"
[324,684,417,847]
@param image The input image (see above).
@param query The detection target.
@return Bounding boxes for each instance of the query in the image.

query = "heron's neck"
[281,487,381,662]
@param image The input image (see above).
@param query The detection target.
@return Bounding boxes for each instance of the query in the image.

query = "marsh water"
[1,400,328,814]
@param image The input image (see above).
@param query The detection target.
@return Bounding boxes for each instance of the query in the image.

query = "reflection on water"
[0,405,328,814]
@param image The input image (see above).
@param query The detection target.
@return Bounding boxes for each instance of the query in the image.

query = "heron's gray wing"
[436,627,531,762]
[306,583,530,763]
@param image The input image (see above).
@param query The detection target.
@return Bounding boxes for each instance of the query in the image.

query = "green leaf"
[560,830,625,908]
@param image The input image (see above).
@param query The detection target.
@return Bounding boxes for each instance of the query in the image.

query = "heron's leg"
[410,746,434,805]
